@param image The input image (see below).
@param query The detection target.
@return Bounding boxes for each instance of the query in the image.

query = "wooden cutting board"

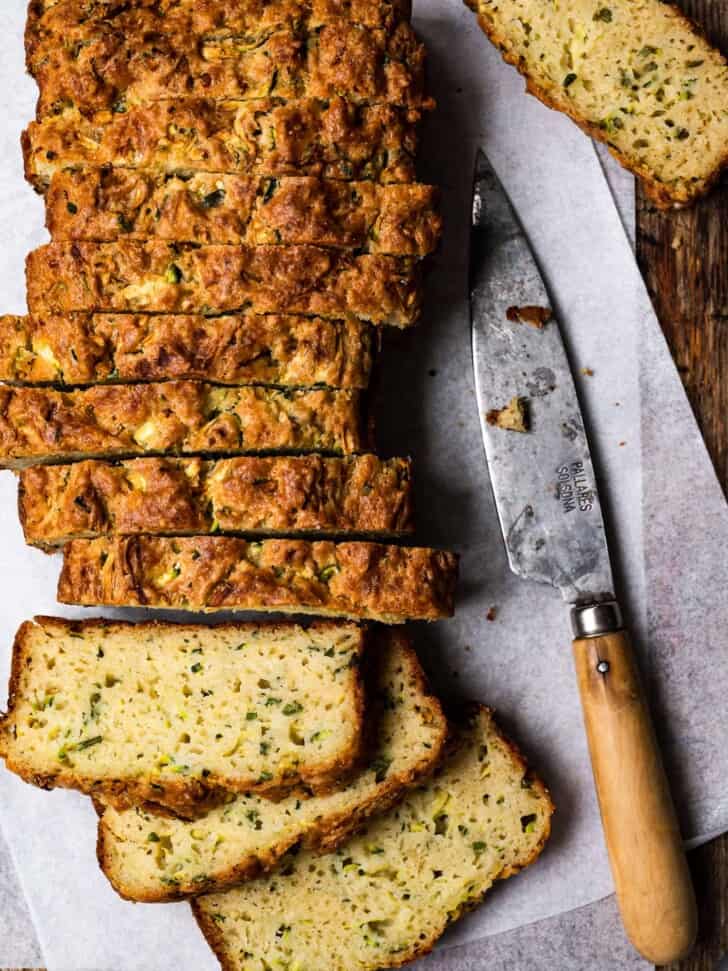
[638,1,728,967]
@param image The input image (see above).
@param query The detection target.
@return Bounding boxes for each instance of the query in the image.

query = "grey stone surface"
[0,825,43,967]
[420,894,651,970]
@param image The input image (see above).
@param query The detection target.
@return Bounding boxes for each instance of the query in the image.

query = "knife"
[469,149,697,965]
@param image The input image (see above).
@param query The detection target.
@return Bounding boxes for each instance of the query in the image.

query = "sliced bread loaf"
[57,537,459,622]
[98,631,446,902]
[30,22,429,119]
[193,706,553,970]
[0,313,374,389]
[46,171,441,256]
[0,382,365,470]
[0,617,366,816]
[23,99,420,193]
[26,242,421,325]
[19,455,414,549]
[465,0,728,207]
[27,0,410,42]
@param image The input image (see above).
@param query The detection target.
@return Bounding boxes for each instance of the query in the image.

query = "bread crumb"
[618,441,626,447]
[486,606,497,622]
[581,367,594,377]
[506,305,552,329]
[486,397,529,432]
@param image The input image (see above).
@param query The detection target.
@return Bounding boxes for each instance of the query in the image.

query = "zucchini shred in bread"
[23,98,421,192]
[19,455,414,549]
[97,631,446,902]
[193,707,553,970]
[0,616,367,816]
[57,537,458,622]
[26,242,421,325]
[0,313,374,389]
[46,171,441,255]
[0,382,366,469]
[465,0,728,207]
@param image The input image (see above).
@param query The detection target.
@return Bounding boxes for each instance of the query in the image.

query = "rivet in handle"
[596,660,610,674]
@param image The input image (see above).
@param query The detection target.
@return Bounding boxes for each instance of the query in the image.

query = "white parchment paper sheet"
[0,1,726,968]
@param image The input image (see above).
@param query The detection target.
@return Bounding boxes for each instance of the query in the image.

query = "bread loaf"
[58,536,459,622]
[23,99,420,192]
[26,242,421,325]
[194,707,553,970]
[0,382,365,470]
[0,313,374,390]
[97,632,447,901]
[19,455,414,549]
[29,20,430,119]
[45,171,441,255]
[0,616,366,816]
[465,0,728,206]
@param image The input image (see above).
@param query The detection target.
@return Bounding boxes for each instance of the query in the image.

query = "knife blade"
[469,148,696,965]
[470,148,614,610]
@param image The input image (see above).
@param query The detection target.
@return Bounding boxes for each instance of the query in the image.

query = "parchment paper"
[0,0,727,968]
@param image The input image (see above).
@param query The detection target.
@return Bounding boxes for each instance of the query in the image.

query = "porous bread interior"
[0,618,364,802]
[98,635,447,901]
[194,707,553,971]
[467,0,728,204]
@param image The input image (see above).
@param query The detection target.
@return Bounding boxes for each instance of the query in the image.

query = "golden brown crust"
[19,454,414,548]
[465,0,728,208]
[58,536,459,622]
[23,98,420,193]
[0,313,375,389]
[26,242,421,326]
[27,0,411,44]
[46,170,441,255]
[96,633,448,902]
[0,382,365,469]
[29,15,430,119]
[0,615,367,816]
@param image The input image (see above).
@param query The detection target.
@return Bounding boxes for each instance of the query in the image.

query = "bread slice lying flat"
[30,21,429,119]
[19,455,414,550]
[465,0,728,207]
[23,98,420,192]
[98,631,446,902]
[0,382,365,470]
[26,0,410,38]
[0,617,366,817]
[0,313,374,389]
[58,537,459,623]
[46,171,441,256]
[194,707,553,970]
[26,242,421,325]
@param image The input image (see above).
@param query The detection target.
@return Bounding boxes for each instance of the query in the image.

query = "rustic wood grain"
[637,0,728,964]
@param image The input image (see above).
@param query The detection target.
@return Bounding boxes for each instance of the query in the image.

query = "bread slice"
[193,706,553,970]
[27,0,411,42]
[97,631,447,902]
[30,21,430,119]
[465,0,728,207]
[23,98,420,192]
[19,455,414,550]
[58,537,459,623]
[26,242,421,326]
[0,616,367,816]
[46,171,441,256]
[0,313,374,390]
[0,382,365,470]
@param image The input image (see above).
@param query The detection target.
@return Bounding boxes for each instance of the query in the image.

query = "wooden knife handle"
[573,626,697,964]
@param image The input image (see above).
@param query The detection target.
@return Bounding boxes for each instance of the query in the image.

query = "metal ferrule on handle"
[571,601,623,638]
